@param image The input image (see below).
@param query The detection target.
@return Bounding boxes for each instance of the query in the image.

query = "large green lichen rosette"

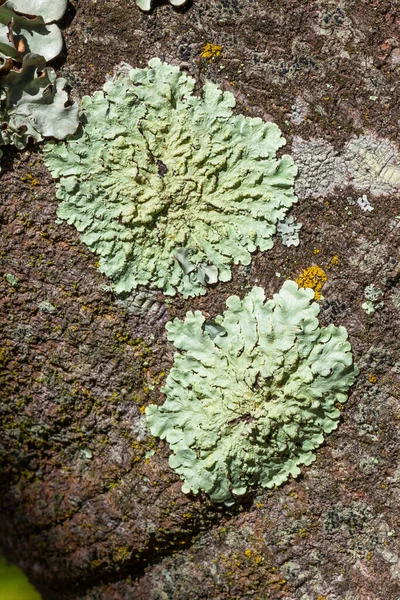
[146,281,358,505]
[44,58,297,297]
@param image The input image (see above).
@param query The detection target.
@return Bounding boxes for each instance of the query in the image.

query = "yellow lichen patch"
[201,43,223,61]
[295,265,327,300]
[331,255,339,265]
[113,546,132,563]
[368,374,377,384]
[91,559,102,569]
[298,528,308,538]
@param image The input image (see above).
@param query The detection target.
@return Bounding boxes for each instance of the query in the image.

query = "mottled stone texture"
[1,0,400,599]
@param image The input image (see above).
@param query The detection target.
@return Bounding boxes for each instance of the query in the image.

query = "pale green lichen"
[146,280,358,504]
[362,284,383,315]
[44,58,297,297]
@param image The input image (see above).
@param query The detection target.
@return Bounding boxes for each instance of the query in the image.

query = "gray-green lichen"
[0,53,79,155]
[146,280,358,504]
[10,0,68,22]
[0,0,67,62]
[276,215,302,247]
[362,284,383,315]
[0,0,78,169]
[44,58,297,297]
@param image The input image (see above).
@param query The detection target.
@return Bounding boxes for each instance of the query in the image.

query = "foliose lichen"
[0,0,78,169]
[362,284,383,315]
[276,215,302,247]
[44,58,297,297]
[0,54,78,152]
[357,195,374,213]
[146,280,358,504]
[0,0,67,62]
[136,0,185,11]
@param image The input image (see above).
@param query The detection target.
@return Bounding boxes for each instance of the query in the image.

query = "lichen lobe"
[44,58,297,298]
[146,281,358,505]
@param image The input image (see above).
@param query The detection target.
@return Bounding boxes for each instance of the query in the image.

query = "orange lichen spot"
[295,265,327,300]
[201,43,223,61]
[368,374,377,384]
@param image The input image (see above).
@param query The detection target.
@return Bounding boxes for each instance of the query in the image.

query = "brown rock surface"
[1,1,400,598]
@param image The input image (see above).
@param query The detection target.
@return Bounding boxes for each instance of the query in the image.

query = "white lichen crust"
[344,134,400,196]
[146,281,358,504]
[44,58,297,297]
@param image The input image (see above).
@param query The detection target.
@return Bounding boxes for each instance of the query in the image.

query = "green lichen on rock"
[0,0,78,169]
[136,0,186,11]
[0,53,79,153]
[10,0,68,23]
[44,58,297,297]
[146,280,358,504]
[0,0,67,62]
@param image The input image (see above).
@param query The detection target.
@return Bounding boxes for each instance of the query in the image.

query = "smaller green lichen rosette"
[146,281,358,505]
[44,58,297,298]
